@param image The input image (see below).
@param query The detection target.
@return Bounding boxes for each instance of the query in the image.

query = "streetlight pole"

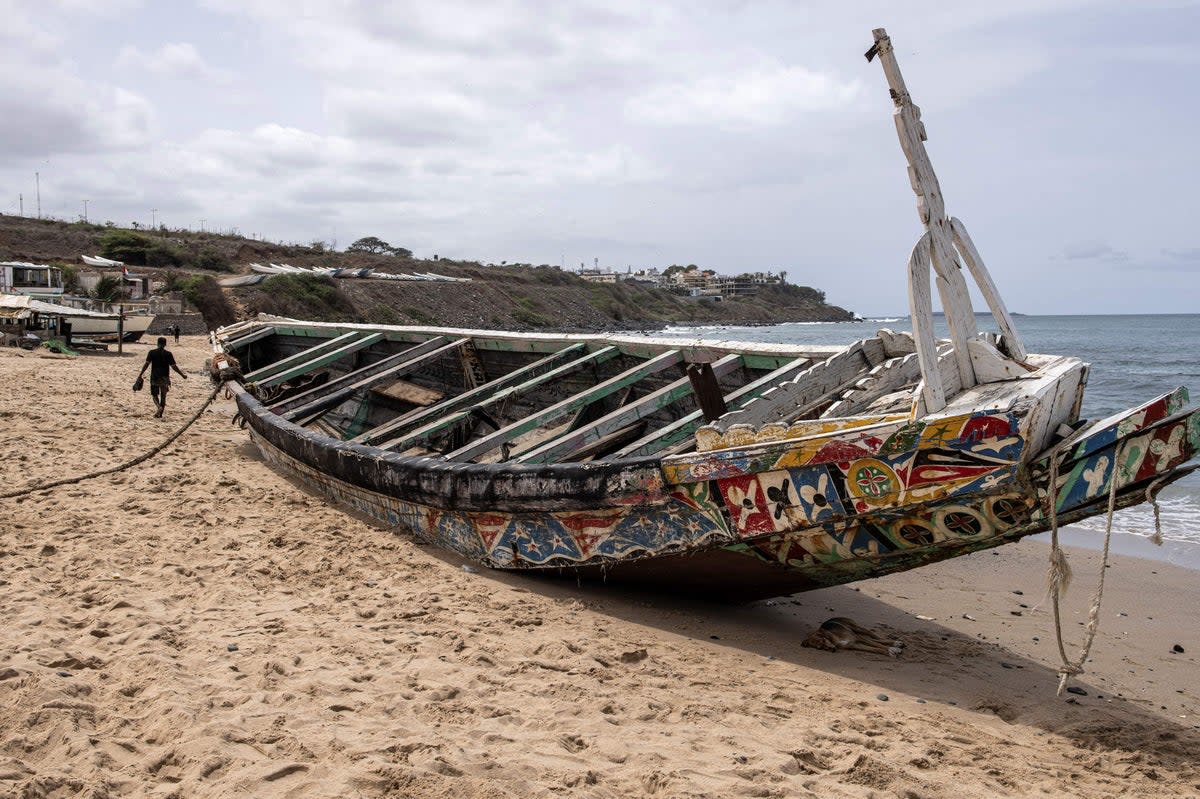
[35,172,41,219]
[82,199,89,223]
[151,208,158,229]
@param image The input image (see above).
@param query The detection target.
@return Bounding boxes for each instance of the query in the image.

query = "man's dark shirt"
[145,348,176,380]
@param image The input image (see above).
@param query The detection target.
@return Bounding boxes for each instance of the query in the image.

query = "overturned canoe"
[211,30,1199,599]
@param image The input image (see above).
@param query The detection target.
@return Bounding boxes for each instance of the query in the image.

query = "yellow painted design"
[694,427,721,451]
[784,414,906,440]
[771,439,826,469]
[918,414,972,446]
[697,412,908,452]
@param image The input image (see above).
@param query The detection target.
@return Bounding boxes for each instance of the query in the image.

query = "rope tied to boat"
[1046,442,1116,694]
[1045,438,1175,694]
[0,380,227,501]
[1144,474,1170,546]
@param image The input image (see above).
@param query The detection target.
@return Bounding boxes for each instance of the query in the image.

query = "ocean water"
[660,314,1200,569]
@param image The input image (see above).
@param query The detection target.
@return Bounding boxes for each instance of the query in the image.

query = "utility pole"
[18,194,22,216]
[35,172,41,218]
[151,208,158,229]
[82,199,89,223]
[200,218,206,232]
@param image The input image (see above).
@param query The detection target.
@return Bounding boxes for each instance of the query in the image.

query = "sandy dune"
[1,337,1197,798]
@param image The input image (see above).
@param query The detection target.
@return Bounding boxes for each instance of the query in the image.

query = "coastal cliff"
[0,216,855,329]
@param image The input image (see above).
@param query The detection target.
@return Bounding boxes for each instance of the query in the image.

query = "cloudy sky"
[2,1,1196,316]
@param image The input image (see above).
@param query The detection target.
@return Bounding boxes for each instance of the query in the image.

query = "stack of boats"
[373,271,472,283]
[247,263,470,282]
[250,263,368,278]
[80,255,125,268]
[210,30,1197,600]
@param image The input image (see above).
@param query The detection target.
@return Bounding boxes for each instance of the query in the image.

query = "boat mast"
[867,28,1027,412]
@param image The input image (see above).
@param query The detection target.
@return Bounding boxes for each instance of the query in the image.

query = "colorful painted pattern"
[735,491,1037,572]
[723,402,1199,582]
[242,386,1197,592]
[251,432,733,568]
[1047,398,1199,514]
[1064,387,1188,464]
[687,410,1024,539]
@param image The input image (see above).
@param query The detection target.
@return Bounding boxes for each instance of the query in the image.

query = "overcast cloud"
[2,0,1197,315]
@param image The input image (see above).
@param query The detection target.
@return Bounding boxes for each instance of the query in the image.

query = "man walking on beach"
[172,323,181,343]
[138,337,187,418]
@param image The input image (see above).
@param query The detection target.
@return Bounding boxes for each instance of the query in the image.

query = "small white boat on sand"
[70,311,156,342]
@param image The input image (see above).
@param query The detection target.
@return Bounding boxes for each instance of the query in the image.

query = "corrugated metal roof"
[0,294,119,319]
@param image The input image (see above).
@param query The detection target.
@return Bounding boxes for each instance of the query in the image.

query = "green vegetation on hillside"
[0,215,856,330]
[99,229,232,271]
[165,274,237,329]
[248,273,356,320]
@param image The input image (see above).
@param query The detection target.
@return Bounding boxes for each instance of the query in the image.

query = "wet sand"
[1,337,1197,798]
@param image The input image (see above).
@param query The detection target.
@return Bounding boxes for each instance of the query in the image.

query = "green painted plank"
[268,324,433,347]
[224,325,276,350]
[243,331,361,384]
[295,337,469,428]
[515,353,744,464]
[352,342,587,445]
[742,353,803,371]
[443,348,684,462]
[372,345,619,451]
[254,333,384,389]
[274,336,453,418]
[266,324,579,355]
[466,338,586,355]
[373,345,622,451]
[610,355,812,458]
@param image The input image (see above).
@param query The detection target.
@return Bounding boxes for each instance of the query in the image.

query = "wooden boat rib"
[212,29,1199,600]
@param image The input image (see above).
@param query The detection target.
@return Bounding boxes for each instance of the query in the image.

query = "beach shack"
[0,295,119,348]
[0,262,65,300]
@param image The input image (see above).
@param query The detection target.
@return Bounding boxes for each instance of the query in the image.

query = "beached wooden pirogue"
[213,30,1199,599]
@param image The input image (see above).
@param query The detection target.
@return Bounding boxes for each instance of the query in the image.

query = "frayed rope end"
[1046,545,1073,598]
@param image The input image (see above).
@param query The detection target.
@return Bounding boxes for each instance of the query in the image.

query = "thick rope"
[1145,474,1170,546]
[1045,448,1074,667]
[0,381,225,500]
[1046,442,1121,695]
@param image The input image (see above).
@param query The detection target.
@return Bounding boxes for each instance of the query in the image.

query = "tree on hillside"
[99,230,153,265]
[348,236,391,254]
[347,236,412,257]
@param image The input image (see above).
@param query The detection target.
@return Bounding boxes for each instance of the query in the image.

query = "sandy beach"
[1,337,1197,799]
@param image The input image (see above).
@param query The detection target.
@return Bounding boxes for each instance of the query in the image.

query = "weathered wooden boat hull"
[229,377,1199,599]
[214,29,1200,600]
